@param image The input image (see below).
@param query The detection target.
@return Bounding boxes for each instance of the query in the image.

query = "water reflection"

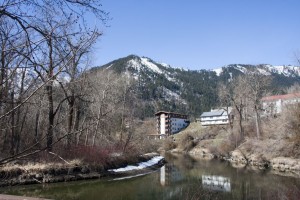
[160,164,183,186]
[2,153,300,200]
[202,175,231,192]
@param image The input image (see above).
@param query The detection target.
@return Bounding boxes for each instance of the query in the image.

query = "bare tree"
[218,73,271,140]
[218,76,248,139]
[57,29,101,146]
[242,72,271,139]
[0,0,108,161]
[86,70,129,146]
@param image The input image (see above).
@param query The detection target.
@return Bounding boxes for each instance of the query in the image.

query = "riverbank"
[0,194,50,200]
[0,153,165,187]
[165,122,300,178]
[167,144,300,178]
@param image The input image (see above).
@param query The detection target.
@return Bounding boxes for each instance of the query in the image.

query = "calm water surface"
[2,153,300,200]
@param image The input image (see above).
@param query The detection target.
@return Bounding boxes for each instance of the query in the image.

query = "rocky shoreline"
[170,147,300,177]
[228,149,300,176]
[0,153,165,187]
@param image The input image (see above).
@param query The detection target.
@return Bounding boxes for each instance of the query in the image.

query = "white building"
[155,111,189,137]
[199,108,232,126]
[262,93,300,116]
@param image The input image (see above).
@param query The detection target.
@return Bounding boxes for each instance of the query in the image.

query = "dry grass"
[168,103,300,160]
[178,134,196,152]
[163,137,177,151]
[173,122,236,156]
[1,159,83,172]
[132,118,162,154]
[173,122,205,140]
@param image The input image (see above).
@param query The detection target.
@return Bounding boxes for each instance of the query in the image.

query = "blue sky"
[93,0,300,70]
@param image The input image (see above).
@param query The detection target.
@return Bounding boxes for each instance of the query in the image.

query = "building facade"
[155,111,189,137]
[262,93,300,116]
[199,108,232,126]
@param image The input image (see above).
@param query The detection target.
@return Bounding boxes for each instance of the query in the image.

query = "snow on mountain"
[102,55,188,103]
[212,64,300,77]
[235,65,247,73]
[127,58,141,74]
[160,63,170,68]
[125,56,177,82]
[213,68,223,76]
[266,65,300,77]
[140,57,163,74]
[126,56,163,74]
[162,87,186,104]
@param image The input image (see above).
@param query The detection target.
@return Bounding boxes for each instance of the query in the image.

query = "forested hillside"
[93,55,300,119]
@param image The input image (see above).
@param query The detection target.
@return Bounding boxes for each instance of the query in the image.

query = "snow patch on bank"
[108,156,164,172]
[111,172,153,181]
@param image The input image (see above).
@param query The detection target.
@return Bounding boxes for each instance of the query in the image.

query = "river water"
[2,153,300,200]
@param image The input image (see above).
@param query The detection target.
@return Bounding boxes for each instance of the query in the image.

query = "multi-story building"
[262,93,300,116]
[155,111,189,137]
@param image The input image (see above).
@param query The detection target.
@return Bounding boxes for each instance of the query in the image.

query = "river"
[2,153,300,200]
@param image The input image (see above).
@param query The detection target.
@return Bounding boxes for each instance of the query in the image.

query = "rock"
[231,162,246,168]
[247,154,270,168]
[189,147,214,159]
[157,147,165,153]
[64,175,76,181]
[81,166,90,174]
[68,166,81,175]
[271,157,300,172]
[55,168,67,175]
[170,148,183,154]
[35,173,43,180]
[229,149,247,164]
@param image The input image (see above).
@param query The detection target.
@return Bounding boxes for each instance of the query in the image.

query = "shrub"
[163,137,177,151]
[284,103,300,136]
[178,134,196,152]
[208,139,235,157]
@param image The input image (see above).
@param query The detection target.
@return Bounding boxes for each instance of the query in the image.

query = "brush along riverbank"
[0,153,165,187]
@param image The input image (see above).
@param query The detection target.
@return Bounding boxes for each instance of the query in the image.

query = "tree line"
[0,0,140,165]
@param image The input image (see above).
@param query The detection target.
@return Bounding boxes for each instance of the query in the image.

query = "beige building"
[155,111,189,138]
[262,93,300,116]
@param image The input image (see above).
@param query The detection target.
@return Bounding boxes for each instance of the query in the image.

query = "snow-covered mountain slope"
[99,55,187,103]
[212,64,300,77]
[92,55,299,118]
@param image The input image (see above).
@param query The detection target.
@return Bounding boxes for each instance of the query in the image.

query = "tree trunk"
[239,111,243,139]
[46,84,54,151]
[10,89,15,155]
[46,36,55,152]
[85,128,89,146]
[255,106,261,139]
[67,96,75,146]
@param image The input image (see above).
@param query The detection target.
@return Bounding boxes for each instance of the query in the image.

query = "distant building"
[262,93,300,116]
[199,108,232,126]
[155,111,189,138]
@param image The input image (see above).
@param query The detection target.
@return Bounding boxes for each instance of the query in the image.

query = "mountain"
[213,64,300,77]
[91,55,300,118]
[212,64,300,93]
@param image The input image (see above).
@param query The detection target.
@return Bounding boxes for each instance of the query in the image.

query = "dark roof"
[155,111,187,116]
[201,110,224,117]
